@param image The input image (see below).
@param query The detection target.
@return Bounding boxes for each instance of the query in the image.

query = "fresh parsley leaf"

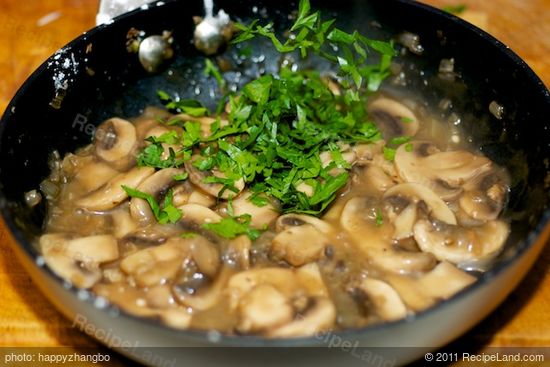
[180,232,198,238]
[158,91,208,117]
[203,215,262,240]
[173,172,189,181]
[122,186,182,224]
[232,0,395,92]
[204,58,227,91]
[383,146,396,161]
[375,209,383,226]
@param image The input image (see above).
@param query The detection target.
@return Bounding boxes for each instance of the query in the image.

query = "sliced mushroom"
[236,284,294,333]
[413,219,509,266]
[178,203,222,226]
[340,196,394,248]
[367,98,419,139]
[231,190,280,229]
[271,223,328,266]
[266,297,336,337]
[76,166,155,211]
[227,264,335,337]
[73,161,119,194]
[383,183,457,225]
[385,261,476,311]
[355,278,407,322]
[225,235,252,270]
[173,265,233,310]
[120,235,220,287]
[111,207,138,238]
[459,169,509,221]
[94,282,192,328]
[40,233,119,288]
[184,156,245,199]
[353,140,385,162]
[172,182,216,208]
[120,242,183,287]
[129,167,186,226]
[394,141,493,200]
[341,196,437,274]
[352,163,396,193]
[275,214,334,235]
[392,203,417,240]
[94,117,138,170]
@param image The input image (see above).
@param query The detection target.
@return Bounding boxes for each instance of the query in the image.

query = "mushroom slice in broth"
[40,234,119,289]
[76,166,155,212]
[394,141,493,200]
[94,117,139,171]
[368,97,420,139]
[413,219,509,268]
[129,167,186,226]
[227,264,336,337]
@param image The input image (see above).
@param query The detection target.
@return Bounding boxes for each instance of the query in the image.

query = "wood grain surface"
[0,1,548,366]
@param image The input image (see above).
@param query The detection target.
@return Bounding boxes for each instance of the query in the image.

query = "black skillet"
[1,0,549,366]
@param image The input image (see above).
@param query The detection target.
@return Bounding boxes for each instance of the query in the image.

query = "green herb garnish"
[121,185,182,224]
[375,209,383,226]
[136,0,395,219]
[204,58,227,91]
[232,0,395,91]
[203,215,262,240]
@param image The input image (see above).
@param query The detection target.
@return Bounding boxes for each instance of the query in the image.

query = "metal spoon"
[138,33,174,73]
[193,0,234,55]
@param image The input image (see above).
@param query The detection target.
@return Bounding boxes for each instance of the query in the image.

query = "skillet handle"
[97,0,155,25]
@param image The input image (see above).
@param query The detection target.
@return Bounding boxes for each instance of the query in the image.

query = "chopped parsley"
[203,215,262,241]
[375,209,384,227]
[232,0,395,91]
[204,58,227,91]
[121,186,182,224]
[131,0,397,236]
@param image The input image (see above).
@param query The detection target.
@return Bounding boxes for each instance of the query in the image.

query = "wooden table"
[0,1,548,366]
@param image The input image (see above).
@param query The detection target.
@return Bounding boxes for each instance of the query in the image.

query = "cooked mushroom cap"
[121,235,220,287]
[236,284,294,333]
[231,190,280,229]
[40,234,119,288]
[276,213,334,235]
[383,183,457,225]
[340,196,394,249]
[368,97,419,139]
[394,141,492,200]
[459,170,509,221]
[227,264,335,337]
[94,282,192,328]
[385,261,476,311]
[94,117,138,170]
[76,166,155,211]
[413,219,509,265]
[352,163,396,193]
[73,161,119,194]
[356,278,407,321]
[129,167,186,226]
[173,265,232,310]
[271,223,328,266]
